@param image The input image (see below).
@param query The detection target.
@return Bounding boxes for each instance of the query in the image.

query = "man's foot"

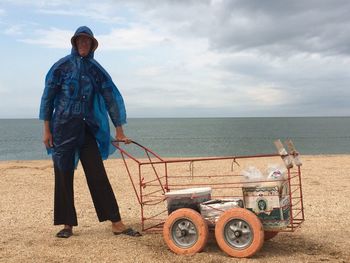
[56,225,73,238]
[112,221,141,237]
[113,228,142,237]
[111,221,126,232]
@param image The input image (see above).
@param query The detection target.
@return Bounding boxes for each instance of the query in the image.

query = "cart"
[112,139,304,258]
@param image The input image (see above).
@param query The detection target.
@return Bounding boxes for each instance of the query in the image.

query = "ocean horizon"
[0,116,350,161]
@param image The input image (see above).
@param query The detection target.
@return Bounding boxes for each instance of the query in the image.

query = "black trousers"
[54,127,121,226]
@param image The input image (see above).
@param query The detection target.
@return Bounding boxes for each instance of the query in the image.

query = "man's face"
[76,35,92,57]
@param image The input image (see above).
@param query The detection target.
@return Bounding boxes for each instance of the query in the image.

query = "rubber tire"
[163,208,209,255]
[215,208,264,258]
[264,231,278,241]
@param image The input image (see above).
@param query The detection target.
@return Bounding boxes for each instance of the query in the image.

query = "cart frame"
[112,139,305,234]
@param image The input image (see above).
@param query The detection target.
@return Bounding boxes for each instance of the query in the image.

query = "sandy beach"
[1,154,350,263]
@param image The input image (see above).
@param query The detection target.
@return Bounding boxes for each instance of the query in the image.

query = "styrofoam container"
[200,199,243,224]
[165,187,212,198]
[165,187,212,214]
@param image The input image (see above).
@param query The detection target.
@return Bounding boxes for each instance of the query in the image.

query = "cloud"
[20,24,168,50]
[123,0,350,114]
[20,27,72,49]
[2,0,350,117]
[133,0,350,57]
[1,0,73,7]
[37,3,125,24]
[9,0,350,55]
[135,66,163,77]
[246,86,287,106]
[99,26,168,50]
[4,25,23,36]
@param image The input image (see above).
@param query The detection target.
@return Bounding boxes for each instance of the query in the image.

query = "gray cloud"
[212,0,350,55]
[125,0,350,116]
[131,0,350,56]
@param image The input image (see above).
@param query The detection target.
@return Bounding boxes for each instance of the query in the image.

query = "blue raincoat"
[39,26,126,172]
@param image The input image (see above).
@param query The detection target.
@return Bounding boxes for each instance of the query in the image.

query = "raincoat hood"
[71,26,99,56]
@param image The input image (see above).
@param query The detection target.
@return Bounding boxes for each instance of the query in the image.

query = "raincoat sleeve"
[91,60,126,127]
[39,64,62,121]
[100,79,127,127]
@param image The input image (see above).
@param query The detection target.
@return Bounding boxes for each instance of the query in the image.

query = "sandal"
[56,228,73,238]
[113,228,142,237]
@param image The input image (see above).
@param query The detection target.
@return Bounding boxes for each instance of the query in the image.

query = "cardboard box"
[242,181,290,230]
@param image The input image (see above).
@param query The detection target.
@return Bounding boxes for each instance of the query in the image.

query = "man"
[40,26,141,238]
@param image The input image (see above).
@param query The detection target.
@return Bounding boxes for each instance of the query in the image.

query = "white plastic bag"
[242,166,263,180]
[266,164,286,180]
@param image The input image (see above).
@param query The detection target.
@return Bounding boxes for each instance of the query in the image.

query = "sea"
[0,117,350,161]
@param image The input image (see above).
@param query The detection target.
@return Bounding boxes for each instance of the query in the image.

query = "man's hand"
[116,134,132,144]
[43,121,53,148]
[116,126,131,144]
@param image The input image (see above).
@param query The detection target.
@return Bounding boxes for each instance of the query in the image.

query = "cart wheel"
[215,208,264,258]
[264,231,278,241]
[163,208,208,255]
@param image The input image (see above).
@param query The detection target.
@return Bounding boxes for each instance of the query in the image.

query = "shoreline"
[1,152,350,163]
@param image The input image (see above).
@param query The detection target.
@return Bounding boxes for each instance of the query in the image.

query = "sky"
[0,0,350,118]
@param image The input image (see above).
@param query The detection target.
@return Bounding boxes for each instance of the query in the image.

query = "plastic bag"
[266,164,286,180]
[242,166,263,181]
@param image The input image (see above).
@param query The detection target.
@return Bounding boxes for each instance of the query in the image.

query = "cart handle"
[112,140,164,162]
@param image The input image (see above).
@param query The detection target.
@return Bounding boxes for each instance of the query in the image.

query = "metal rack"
[112,139,304,233]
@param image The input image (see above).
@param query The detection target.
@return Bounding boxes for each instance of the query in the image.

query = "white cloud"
[4,25,23,36]
[135,67,163,77]
[99,26,167,50]
[20,27,72,48]
[1,0,73,7]
[37,4,125,24]
[19,25,167,50]
[246,86,287,106]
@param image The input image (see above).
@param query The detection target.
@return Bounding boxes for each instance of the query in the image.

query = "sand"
[1,154,350,263]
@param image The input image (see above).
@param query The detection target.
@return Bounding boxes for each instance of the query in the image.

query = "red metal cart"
[112,139,304,258]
